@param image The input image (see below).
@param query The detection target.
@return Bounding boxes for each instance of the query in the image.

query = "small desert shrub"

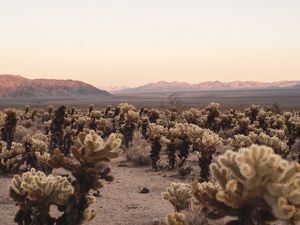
[125,132,151,166]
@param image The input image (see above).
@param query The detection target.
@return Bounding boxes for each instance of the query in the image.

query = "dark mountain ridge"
[0,75,111,98]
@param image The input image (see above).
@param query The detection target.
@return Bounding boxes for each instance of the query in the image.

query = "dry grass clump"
[125,132,151,166]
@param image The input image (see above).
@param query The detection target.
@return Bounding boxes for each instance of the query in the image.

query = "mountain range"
[0,75,111,98]
[115,80,300,93]
[1,75,299,98]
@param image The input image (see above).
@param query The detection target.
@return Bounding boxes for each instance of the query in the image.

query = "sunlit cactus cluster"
[191,144,300,224]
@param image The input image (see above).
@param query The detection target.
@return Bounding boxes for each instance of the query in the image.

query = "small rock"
[117,163,128,167]
[126,204,138,209]
[139,187,150,194]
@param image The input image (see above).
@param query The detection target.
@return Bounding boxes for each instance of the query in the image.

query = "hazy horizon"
[1,0,299,87]
[1,74,299,91]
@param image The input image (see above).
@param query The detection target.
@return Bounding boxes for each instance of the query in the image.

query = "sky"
[0,0,299,87]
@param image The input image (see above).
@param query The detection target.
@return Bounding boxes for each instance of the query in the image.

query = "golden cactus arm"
[209,165,227,189]
[218,154,245,181]
[279,162,300,183]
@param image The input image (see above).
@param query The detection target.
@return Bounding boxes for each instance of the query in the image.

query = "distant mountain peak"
[115,80,300,93]
[0,74,111,98]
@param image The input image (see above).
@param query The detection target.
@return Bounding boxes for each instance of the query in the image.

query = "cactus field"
[0,103,299,225]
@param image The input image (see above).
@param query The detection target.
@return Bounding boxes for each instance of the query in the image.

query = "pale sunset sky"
[0,0,299,87]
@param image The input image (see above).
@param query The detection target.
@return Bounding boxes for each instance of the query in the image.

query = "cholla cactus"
[186,124,204,144]
[228,133,255,150]
[103,105,112,118]
[74,130,122,164]
[48,104,55,114]
[234,117,251,135]
[75,116,91,133]
[82,195,97,222]
[187,124,222,180]
[0,112,6,127]
[120,110,140,148]
[96,118,114,138]
[257,132,289,156]
[148,109,160,123]
[204,102,221,132]
[124,110,140,123]
[22,133,51,172]
[191,144,300,225]
[0,141,24,174]
[147,123,168,140]
[219,113,234,130]
[10,168,74,225]
[287,115,300,136]
[61,126,75,156]
[89,111,102,131]
[270,115,286,130]
[24,105,30,115]
[169,123,191,167]
[229,131,289,156]
[286,115,300,150]
[88,104,94,115]
[29,134,49,153]
[35,151,50,165]
[90,110,102,120]
[257,109,272,130]
[182,108,202,125]
[147,123,168,169]
[49,105,66,152]
[1,109,18,149]
[267,128,286,140]
[118,102,136,114]
[169,123,189,139]
[141,117,149,139]
[198,129,222,151]
[48,130,122,224]
[245,104,260,123]
[10,168,73,204]
[195,129,222,182]
[162,182,192,212]
[166,138,177,169]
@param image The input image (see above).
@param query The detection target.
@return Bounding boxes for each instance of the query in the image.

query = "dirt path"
[0,177,16,225]
[93,159,183,225]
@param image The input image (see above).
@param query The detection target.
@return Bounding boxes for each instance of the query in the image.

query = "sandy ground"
[94,159,182,225]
